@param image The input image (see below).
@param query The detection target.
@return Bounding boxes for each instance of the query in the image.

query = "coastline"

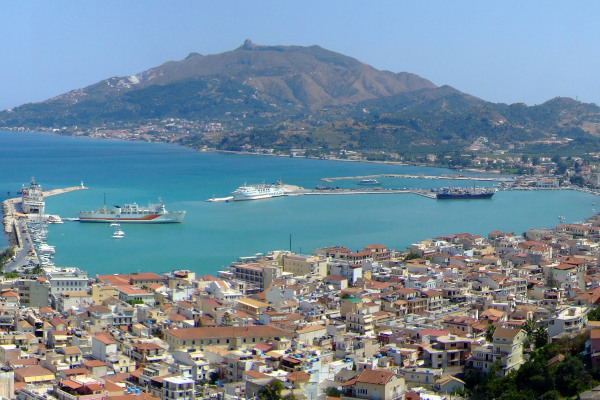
[1,129,598,272]
[0,127,503,176]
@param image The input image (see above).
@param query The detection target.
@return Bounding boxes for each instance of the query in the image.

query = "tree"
[325,387,341,397]
[222,312,232,326]
[258,379,296,400]
[570,174,585,187]
[486,324,496,342]
[554,355,589,397]
[534,326,548,349]
[522,319,537,349]
[588,304,600,321]
[404,253,421,261]
[546,270,557,288]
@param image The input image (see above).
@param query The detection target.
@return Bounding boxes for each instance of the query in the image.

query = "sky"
[1,1,600,111]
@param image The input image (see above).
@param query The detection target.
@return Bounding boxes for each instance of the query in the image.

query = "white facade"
[547,307,587,338]
[162,376,195,400]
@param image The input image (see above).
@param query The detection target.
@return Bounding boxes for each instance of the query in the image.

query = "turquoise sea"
[0,130,597,277]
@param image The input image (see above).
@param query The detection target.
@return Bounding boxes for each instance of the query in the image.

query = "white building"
[162,376,195,400]
[547,307,587,338]
[43,267,88,295]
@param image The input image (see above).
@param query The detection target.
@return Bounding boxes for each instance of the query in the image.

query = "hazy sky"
[2,1,599,110]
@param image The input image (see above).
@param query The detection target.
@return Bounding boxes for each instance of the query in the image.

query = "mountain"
[2,40,600,156]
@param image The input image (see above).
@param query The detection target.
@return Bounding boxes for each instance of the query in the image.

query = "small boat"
[109,220,120,227]
[112,226,125,239]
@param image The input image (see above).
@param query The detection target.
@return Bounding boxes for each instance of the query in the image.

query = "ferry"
[79,201,185,223]
[231,183,285,201]
[21,178,45,214]
[357,179,380,185]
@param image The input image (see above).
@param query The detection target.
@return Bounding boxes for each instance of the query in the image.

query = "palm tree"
[523,319,538,349]
[534,325,548,348]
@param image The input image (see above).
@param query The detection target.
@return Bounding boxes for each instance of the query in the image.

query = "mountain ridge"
[1,41,599,156]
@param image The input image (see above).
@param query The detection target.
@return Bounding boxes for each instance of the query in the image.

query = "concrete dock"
[207,187,438,202]
[1,183,88,269]
[319,173,512,183]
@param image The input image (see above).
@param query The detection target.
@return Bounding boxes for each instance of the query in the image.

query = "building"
[116,286,156,306]
[422,335,472,369]
[282,254,327,277]
[341,369,405,400]
[226,263,280,292]
[16,278,51,308]
[547,307,587,338]
[329,263,363,285]
[164,326,292,351]
[468,327,526,376]
[162,376,194,400]
[43,267,88,295]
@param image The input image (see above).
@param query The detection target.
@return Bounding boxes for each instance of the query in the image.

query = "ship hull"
[436,193,494,200]
[78,211,185,223]
[231,184,285,201]
[232,193,284,201]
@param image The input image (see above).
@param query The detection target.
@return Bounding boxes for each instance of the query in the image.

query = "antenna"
[289,234,292,252]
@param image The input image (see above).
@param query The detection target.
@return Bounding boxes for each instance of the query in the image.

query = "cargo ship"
[436,187,495,199]
[79,201,185,223]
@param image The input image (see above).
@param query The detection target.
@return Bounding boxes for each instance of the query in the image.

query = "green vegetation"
[126,299,144,305]
[257,379,296,400]
[588,304,600,322]
[464,333,594,399]
[2,43,600,159]
[0,247,15,266]
[404,253,421,261]
[325,387,341,397]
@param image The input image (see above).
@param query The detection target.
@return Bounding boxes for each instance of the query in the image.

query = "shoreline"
[0,127,504,176]
[1,185,88,252]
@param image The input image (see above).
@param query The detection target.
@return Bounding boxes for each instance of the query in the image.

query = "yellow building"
[235,298,270,319]
[164,326,292,351]
[14,365,55,383]
[91,284,119,305]
[340,297,363,317]
[282,254,327,277]
[341,369,405,400]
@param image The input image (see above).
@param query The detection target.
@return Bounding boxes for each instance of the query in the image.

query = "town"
[1,203,600,400]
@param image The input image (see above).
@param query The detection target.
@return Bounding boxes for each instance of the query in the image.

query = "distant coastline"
[0,127,503,176]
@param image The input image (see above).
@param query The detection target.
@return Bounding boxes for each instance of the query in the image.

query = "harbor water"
[0,130,597,276]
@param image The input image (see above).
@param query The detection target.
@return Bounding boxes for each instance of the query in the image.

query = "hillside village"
[4,212,600,399]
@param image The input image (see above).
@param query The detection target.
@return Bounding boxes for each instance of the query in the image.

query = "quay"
[206,187,438,201]
[1,183,88,271]
[302,188,437,198]
[319,173,513,183]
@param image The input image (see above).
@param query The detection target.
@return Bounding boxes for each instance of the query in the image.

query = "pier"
[1,183,88,266]
[206,187,438,202]
[319,173,512,183]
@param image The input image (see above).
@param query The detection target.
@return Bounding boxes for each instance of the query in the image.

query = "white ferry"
[21,178,45,214]
[231,183,285,201]
[79,202,185,223]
